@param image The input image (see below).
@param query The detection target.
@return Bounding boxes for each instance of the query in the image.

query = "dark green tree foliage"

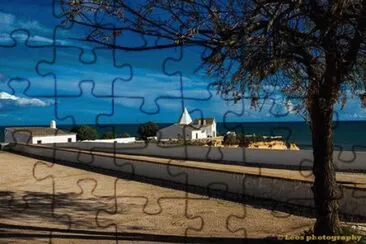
[223,133,239,145]
[237,136,250,148]
[138,121,159,140]
[101,131,116,139]
[71,125,98,141]
[122,132,130,138]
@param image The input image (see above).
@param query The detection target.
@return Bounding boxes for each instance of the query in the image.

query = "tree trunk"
[308,77,341,236]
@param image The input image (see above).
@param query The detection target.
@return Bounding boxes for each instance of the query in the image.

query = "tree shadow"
[0,190,282,242]
[0,190,112,229]
[0,222,286,243]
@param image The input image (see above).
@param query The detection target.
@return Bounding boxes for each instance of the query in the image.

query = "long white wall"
[8,143,366,218]
[82,137,136,144]
[53,142,366,171]
[32,135,76,144]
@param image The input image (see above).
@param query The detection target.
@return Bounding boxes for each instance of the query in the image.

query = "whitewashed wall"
[204,121,216,137]
[157,124,193,140]
[82,137,136,144]
[191,129,207,139]
[32,135,76,144]
[157,124,216,140]
[53,142,366,171]
[8,143,366,217]
[4,129,76,144]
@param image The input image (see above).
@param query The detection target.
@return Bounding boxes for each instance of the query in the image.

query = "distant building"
[4,120,76,144]
[226,131,237,136]
[157,107,216,140]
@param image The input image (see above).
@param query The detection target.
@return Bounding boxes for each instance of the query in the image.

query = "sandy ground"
[0,151,322,243]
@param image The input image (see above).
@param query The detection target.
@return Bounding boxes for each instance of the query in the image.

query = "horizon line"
[0,119,365,127]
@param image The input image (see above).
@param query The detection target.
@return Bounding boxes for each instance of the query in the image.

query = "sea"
[0,121,365,151]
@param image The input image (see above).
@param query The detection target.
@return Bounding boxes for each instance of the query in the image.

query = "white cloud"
[5,32,68,45]
[0,12,15,26]
[110,73,211,99]
[18,20,43,32]
[0,11,65,45]
[114,97,141,108]
[27,34,55,44]
[0,11,44,32]
[0,33,13,44]
[0,92,50,110]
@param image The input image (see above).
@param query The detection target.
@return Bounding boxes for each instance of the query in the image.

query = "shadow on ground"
[0,222,288,243]
[1,151,365,243]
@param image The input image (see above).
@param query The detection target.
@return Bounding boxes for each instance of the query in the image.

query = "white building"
[157,107,217,140]
[4,120,76,144]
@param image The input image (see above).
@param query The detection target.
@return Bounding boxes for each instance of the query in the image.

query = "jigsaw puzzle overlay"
[0,0,365,243]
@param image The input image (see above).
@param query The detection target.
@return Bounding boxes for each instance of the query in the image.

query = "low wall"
[53,142,366,171]
[8,143,366,218]
[82,137,136,144]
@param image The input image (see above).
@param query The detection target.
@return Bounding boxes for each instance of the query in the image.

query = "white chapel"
[157,107,217,140]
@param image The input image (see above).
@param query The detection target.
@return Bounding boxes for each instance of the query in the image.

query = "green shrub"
[190,139,208,146]
[146,138,157,144]
[122,132,130,138]
[206,140,214,146]
[223,134,238,145]
[101,131,116,139]
[71,125,98,141]
[138,121,159,140]
[238,136,250,147]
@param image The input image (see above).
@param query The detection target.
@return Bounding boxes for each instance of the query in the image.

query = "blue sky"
[0,0,365,126]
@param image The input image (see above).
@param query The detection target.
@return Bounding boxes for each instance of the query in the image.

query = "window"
[195,133,198,139]
[37,140,42,144]
[68,138,72,142]
[213,132,216,137]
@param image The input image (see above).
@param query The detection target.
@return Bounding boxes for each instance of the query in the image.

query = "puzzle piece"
[0,151,71,243]
[50,2,187,115]
[0,30,55,96]
[32,155,134,197]
[96,177,203,239]
[93,44,213,115]
[52,81,115,125]
[111,48,189,114]
[4,78,55,125]
[183,182,247,238]
[162,46,213,102]
[31,156,135,242]
[36,47,132,97]
[52,0,148,56]
[0,27,55,49]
